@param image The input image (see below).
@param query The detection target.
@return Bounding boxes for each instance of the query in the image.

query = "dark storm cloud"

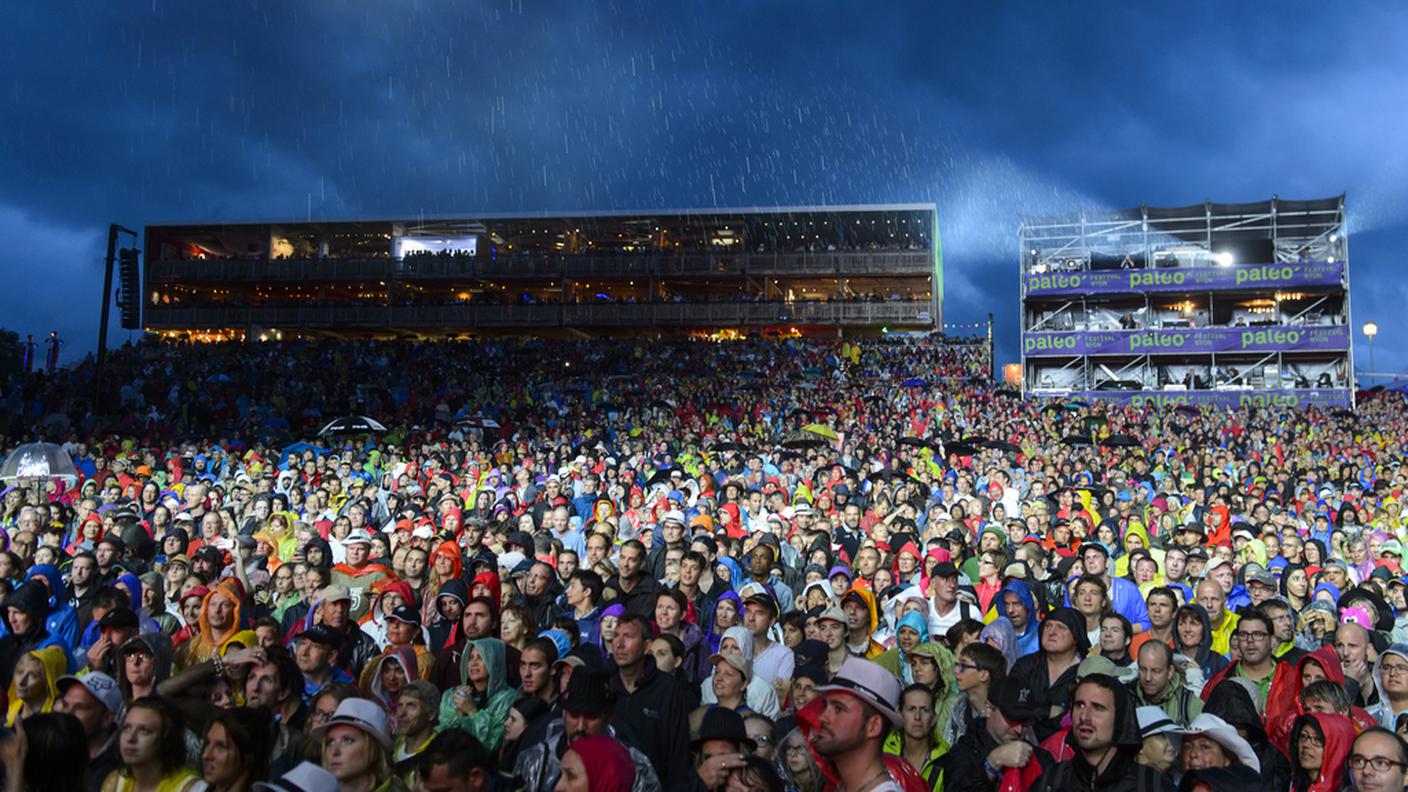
[3,1,1408,369]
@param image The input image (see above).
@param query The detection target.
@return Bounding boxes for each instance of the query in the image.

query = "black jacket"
[943,719,1004,792]
[1203,679,1291,792]
[608,660,693,789]
[1007,651,1081,742]
[608,574,661,619]
[1034,752,1171,792]
[1034,674,1172,792]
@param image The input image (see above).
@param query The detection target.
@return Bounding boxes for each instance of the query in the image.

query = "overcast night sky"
[3,2,1408,372]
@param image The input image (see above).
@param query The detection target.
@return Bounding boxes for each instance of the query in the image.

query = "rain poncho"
[437,637,516,751]
[698,625,780,717]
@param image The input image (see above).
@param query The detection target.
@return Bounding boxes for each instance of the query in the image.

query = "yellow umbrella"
[801,423,839,440]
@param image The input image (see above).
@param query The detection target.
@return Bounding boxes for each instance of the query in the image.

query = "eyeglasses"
[753,735,773,745]
[1385,663,1408,677]
[785,744,809,756]
[1297,731,1324,747]
[1235,630,1269,641]
[311,709,337,723]
[1349,755,1408,772]
[955,662,979,672]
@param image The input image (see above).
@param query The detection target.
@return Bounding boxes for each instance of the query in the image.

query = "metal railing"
[147,250,935,283]
[144,300,934,329]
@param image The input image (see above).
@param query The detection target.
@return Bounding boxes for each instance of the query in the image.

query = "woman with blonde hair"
[4,645,67,726]
[314,697,406,792]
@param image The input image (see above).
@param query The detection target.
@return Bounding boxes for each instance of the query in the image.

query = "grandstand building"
[140,205,940,339]
[1019,196,1353,409]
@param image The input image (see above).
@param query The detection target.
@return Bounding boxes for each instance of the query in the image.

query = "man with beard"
[1034,674,1173,791]
[808,657,906,791]
[607,540,660,618]
[514,667,659,792]
[609,614,691,787]
[647,511,689,580]
[172,581,246,670]
[68,551,103,631]
[521,561,563,629]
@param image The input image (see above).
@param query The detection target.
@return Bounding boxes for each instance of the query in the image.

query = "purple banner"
[1023,262,1344,297]
[1023,325,1349,356]
[1051,388,1352,410]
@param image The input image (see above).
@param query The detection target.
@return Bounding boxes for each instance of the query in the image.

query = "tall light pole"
[1364,321,1379,374]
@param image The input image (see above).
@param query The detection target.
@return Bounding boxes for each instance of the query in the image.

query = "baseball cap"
[816,606,846,626]
[813,657,902,728]
[299,624,346,649]
[55,671,122,715]
[99,607,139,632]
[1246,569,1276,588]
[932,561,959,578]
[317,584,352,604]
[386,604,421,625]
[990,679,1040,725]
[709,652,752,683]
[739,583,779,618]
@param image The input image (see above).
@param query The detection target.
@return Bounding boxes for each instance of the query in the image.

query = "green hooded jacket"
[437,637,516,750]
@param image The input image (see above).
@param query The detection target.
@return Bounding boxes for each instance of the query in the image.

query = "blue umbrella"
[279,442,330,466]
[901,377,926,388]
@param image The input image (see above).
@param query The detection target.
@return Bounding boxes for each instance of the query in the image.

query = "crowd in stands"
[0,333,1398,791]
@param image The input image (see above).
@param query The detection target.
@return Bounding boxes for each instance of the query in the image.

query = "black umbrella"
[1330,408,1356,419]
[317,415,388,437]
[897,437,929,448]
[979,439,1021,453]
[994,389,1022,400]
[943,442,978,457]
[868,469,910,482]
[960,435,989,446]
[711,442,747,453]
[781,433,828,450]
[1062,434,1094,446]
[1099,434,1142,448]
[1174,405,1201,417]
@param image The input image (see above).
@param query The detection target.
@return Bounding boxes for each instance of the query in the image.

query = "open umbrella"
[1099,434,1142,448]
[868,469,910,482]
[456,415,501,430]
[279,442,330,463]
[318,416,388,437]
[1174,405,1201,417]
[994,389,1022,400]
[801,423,839,440]
[943,442,978,457]
[0,443,78,483]
[782,433,829,450]
[979,439,1021,453]
[900,377,926,388]
[1062,434,1094,447]
[897,437,929,448]
[710,442,747,453]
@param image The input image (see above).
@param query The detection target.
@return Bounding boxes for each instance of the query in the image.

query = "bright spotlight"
[1214,252,1234,267]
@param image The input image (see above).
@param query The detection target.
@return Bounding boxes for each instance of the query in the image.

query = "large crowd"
[0,334,1402,792]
